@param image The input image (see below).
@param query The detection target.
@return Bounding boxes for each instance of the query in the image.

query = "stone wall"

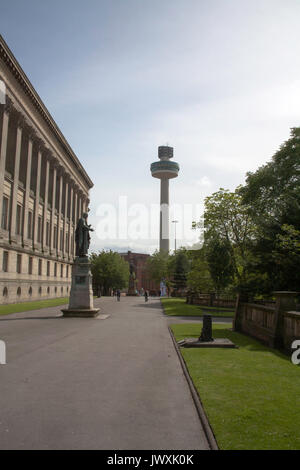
[0,280,70,304]
[283,311,300,351]
[234,291,300,352]
[186,293,236,309]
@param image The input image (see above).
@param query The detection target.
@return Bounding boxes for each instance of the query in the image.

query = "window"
[46,221,50,246]
[2,251,8,272]
[1,196,9,230]
[16,204,23,235]
[47,261,50,277]
[37,216,42,243]
[65,233,69,252]
[66,265,69,278]
[28,256,33,275]
[17,254,22,274]
[61,264,63,278]
[53,226,57,249]
[38,259,42,276]
[54,262,57,277]
[60,229,63,251]
[27,211,33,239]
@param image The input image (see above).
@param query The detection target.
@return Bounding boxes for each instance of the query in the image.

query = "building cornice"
[0,34,93,190]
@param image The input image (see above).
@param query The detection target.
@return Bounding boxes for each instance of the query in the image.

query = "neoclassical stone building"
[0,35,93,304]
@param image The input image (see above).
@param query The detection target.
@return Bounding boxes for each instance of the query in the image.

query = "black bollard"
[199,314,214,342]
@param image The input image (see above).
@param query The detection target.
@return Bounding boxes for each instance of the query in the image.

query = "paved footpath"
[0,296,210,450]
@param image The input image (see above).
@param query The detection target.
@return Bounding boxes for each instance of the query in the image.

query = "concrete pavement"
[0,296,210,450]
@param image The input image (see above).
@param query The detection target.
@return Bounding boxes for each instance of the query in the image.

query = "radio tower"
[151,146,179,252]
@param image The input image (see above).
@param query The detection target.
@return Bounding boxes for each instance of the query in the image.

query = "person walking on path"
[116,289,121,301]
[144,290,148,302]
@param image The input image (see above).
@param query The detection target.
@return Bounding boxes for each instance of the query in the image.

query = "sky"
[1,0,300,253]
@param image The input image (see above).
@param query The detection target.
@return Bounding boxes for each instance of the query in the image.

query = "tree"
[241,127,300,230]
[90,250,130,295]
[202,187,256,292]
[205,237,234,295]
[168,248,190,292]
[186,248,214,293]
[240,127,300,291]
[146,250,170,283]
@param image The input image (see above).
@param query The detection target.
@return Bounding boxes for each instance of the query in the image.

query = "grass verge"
[171,323,300,450]
[0,297,69,316]
[162,298,234,317]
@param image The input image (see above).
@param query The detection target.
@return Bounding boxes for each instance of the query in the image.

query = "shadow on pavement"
[0,315,63,321]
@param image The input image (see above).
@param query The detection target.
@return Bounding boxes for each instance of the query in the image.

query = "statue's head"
[83,212,88,219]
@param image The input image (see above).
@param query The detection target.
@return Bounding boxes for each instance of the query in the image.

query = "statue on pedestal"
[75,212,94,257]
[62,212,99,318]
[127,262,137,296]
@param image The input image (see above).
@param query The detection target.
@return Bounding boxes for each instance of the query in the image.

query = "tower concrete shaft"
[160,178,169,252]
[151,146,179,253]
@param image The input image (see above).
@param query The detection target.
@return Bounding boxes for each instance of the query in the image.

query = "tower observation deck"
[151,146,179,252]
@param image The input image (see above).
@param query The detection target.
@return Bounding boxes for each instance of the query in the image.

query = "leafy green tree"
[240,127,300,291]
[168,248,190,292]
[146,250,170,283]
[205,237,234,295]
[202,187,256,292]
[90,250,130,295]
[186,248,214,293]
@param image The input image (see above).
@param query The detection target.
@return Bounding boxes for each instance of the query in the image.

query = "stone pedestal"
[62,257,99,318]
[178,314,237,349]
[127,274,138,296]
[199,314,213,342]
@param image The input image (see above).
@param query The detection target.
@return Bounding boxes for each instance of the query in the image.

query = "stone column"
[9,111,25,243]
[63,176,69,258]
[233,292,248,332]
[42,154,50,253]
[0,97,12,238]
[50,161,57,255]
[77,192,82,221]
[83,196,89,214]
[272,291,298,349]
[73,189,78,256]
[56,167,64,257]
[68,183,74,259]
[32,139,43,250]
[86,197,90,214]
[22,129,34,247]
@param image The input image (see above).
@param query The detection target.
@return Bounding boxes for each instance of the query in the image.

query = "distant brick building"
[119,251,159,295]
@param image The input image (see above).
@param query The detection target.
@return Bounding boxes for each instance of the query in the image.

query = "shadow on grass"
[174,324,291,363]
[131,301,163,310]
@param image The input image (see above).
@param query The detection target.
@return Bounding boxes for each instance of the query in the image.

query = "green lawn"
[161,298,234,317]
[171,323,300,450]
[0,297,69,316]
